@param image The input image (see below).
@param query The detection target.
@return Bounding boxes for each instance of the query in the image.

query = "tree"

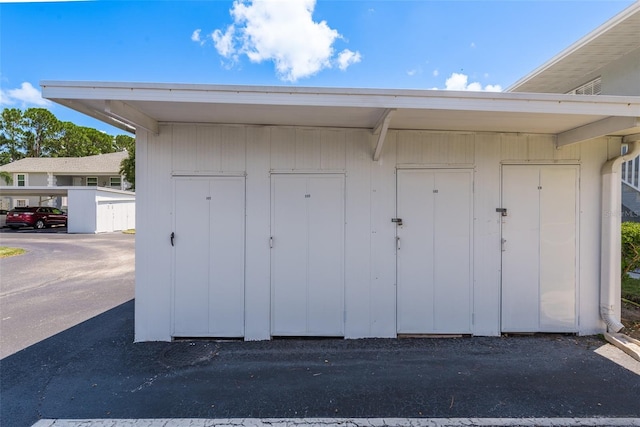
[120,142,135,190]
[0,108,26,164]
[114,134,134,152]
[22,108,62,157]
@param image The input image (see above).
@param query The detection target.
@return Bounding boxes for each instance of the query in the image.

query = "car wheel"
[35,219,45,229]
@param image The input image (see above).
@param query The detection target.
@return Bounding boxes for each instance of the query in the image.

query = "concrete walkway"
[31,418,640,426]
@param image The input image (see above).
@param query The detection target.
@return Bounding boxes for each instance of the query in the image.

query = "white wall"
[134,123,613,342]
[67,188,135,234]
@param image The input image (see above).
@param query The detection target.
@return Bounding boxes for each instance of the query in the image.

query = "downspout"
[600,139,640,332]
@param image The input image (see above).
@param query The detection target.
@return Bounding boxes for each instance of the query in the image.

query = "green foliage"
[22,108,62,157]
[0,108,26,164]
[0,107,134,168]
[621,221,640,277]
[120,142,135,190]
[114,134,135,152]
[0,246,26,258]
[622,275,640,304]
[0,171,12,185]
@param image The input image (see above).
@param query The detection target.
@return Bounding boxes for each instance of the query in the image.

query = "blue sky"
[0,0,635,135]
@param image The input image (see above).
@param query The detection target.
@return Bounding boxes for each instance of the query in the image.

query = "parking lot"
[0,231,134,358]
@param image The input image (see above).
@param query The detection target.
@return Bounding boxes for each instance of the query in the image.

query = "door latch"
[501,238,507,252]
[496,208,507,217]
[170,232,175,247]
[391,218,403,226]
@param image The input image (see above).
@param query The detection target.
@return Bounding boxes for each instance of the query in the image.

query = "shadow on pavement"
[2,299,640,427]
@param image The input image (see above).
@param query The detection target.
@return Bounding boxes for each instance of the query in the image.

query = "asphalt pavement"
[1,232,639,427]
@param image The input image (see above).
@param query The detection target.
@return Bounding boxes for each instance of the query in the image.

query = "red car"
[6,207,68,230]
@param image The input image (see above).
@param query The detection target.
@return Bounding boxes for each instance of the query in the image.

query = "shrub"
[621,221,640,277]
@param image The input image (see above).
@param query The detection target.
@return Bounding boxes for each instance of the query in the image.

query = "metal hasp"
[496,208,507,216]
[170,232,175,246]
[391,218,403,226]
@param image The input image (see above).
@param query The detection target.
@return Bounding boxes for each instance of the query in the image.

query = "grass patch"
[622,275,640,304]
[122,229,136,235]
[0,246,26,258]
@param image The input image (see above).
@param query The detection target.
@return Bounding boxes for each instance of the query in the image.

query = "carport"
[0,186,135,233]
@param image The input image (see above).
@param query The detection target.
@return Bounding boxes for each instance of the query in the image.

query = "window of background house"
[568,77,601,95]
[87,177,98,186]
[16,174,26,187]
[110,177,121,188]
[15,199,27,207]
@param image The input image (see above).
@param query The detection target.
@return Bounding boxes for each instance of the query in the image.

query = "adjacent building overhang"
[0,186,134,197]
[506,1,640,94]
[42,81,640,159]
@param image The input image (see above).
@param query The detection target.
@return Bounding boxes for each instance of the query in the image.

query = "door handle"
[396,236,401,250]
[170,232,175,247]
[501,238,506,252]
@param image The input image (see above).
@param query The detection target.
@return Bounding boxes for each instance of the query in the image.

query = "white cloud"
[444,72,502,92]
[433,69,439,77]
[212,25,237,58]
[210,0,361,82]
[191,29,202,43]
[470,42,476,48]
[337,49,361,71]
[0,82,51,107]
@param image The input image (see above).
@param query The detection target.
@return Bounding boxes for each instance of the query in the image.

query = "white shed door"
[271,174,345,336]
[173,177,245,337]
[396,169,473,334]
[501,165,578,333]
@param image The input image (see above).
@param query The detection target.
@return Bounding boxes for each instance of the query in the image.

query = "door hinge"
[269,236,273,248]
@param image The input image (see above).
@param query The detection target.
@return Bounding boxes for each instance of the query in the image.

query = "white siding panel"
[554,141,581,161]
[196,126,222,172]
[270,128,296,170]
[220,126,246,172]
[295,129,322,170]
[527,134,556,161]
[172,125,196,172]
[135,126,174,342]
[344,130,373,338]
[579,138,610,334]
[321,130,347,170]
[396,131,423,164]
[472,134,501,336]
[245,127,271,340]
[501,134,526,161]
[397,132,474,165]
[370,131,397,338]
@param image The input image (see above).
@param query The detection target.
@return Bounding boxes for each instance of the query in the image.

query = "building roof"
[507,1,640,93]
[41,81,640,152]
[0,151,127,174]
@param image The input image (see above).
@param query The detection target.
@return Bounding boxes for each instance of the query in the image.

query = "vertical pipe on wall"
[601,139,640,332]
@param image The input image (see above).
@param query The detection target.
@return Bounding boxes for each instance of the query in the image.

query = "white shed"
[67,187,136,234]
[42,81,640,342]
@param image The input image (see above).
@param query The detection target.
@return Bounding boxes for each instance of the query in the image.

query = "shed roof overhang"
[42,81,640,159]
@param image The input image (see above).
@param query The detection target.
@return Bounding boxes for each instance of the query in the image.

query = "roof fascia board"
[42,83,640,118]
[506,1,640,92]
[557,116,640,147]
[106,100,159,135]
